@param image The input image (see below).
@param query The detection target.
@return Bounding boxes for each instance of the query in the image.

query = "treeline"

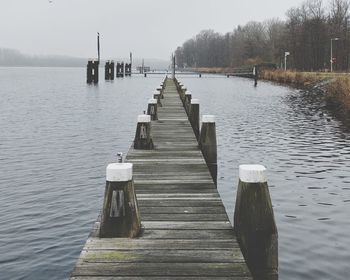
[175,0,350,71]
[0,48,86,67]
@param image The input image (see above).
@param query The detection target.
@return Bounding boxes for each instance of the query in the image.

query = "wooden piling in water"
[87,60,99,84]
[125,63,132,76]
[133,115,154,150]
[234,164,278,280]
[184,91,192,115]
[99,162,141,238]
[199,115,217,186]
[153,91,162,107]
[189,98,200,140]
[110,61,115,80]
[147,98,158,120]
[105,61,110,80]
[87,60,93,83]
[116,62,124,78]
[105,61,115,80]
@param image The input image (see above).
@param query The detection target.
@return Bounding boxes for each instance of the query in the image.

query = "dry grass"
[260,69,328,86]
[261,69,350,112]
[327,76,350,111]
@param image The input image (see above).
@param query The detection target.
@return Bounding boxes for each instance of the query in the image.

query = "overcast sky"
[0,0,305,60]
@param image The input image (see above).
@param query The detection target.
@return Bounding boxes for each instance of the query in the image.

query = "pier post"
[110,61,115,80]
[184,91,192,115]
[153,91,162,107]
[105,61,110,80]
[134,115,154,149]
[199,115,217,186]
[189,99,200,140]
[121,62,125,78]
[254,65,258,86]
[234,164,278,280]
[92,61,99,84]
[156,86,164,99]
[117,62,124,78]
[99,162,141,238]
[87,60,93,83]
[147,99,158,120]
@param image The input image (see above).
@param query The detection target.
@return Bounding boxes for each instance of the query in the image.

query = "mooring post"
[156,86,164,99]
[234,164,278,280]
[184,91,192,115]
[134,115,154,149]
[92,60,99,84]
[110,61,115,80]
[87,60,93,83]
[99,161,141,238]
[105,61,110,80]
[121,62,125,78]
[147,98,158,120]
[199,115,217,186]
[254,65,258,86]
[153,91,162,107]
[189,99,200,140]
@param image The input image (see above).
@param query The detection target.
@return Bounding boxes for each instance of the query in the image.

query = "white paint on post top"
[154,90,160,95]
[148,98,157,104]
[202,115,215,123]
[106,163,133,182]
[191,99,199,104]
[185,91,192,96]
[137,114,151,123]
[239,164,267,183]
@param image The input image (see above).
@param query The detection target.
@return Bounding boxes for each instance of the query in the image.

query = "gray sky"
[0,0,305,60]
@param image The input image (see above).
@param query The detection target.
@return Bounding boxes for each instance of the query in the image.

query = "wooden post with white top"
[99,162,141,238]
[199,115,217,186]
[133,115,154,150]
[234,164,278,279]
[184,91,192,115]
[153,91,162,107]
[147,98,158,120]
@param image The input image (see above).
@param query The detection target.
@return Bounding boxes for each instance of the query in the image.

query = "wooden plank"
[71,276,252,280]
[79,249,245,263]
[72,263,251,277]
[85,238,240,250]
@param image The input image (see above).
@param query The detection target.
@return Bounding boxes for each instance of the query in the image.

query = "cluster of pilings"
[87,60,99,84]
[116,62,132,78]
[105,61,115,80]
[88,60,132,84]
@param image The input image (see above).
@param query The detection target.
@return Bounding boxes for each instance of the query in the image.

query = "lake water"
[1,67,349,280]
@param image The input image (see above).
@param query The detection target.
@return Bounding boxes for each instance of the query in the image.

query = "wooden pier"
[70,78,253,279]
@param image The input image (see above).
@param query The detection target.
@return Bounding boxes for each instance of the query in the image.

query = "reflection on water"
[0,69,349,279]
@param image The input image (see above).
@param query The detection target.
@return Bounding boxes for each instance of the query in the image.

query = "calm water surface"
[1,68,349,279]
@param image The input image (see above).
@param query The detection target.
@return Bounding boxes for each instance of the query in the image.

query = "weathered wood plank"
[72,263,251,277]
[71,277,252,280]
[79,249,245,263]
[85,238,240,250]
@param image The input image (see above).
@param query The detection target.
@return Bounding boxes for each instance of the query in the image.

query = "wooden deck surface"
[70,79,252,279]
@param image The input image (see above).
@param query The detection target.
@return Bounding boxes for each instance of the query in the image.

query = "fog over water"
[1,0,305,59]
